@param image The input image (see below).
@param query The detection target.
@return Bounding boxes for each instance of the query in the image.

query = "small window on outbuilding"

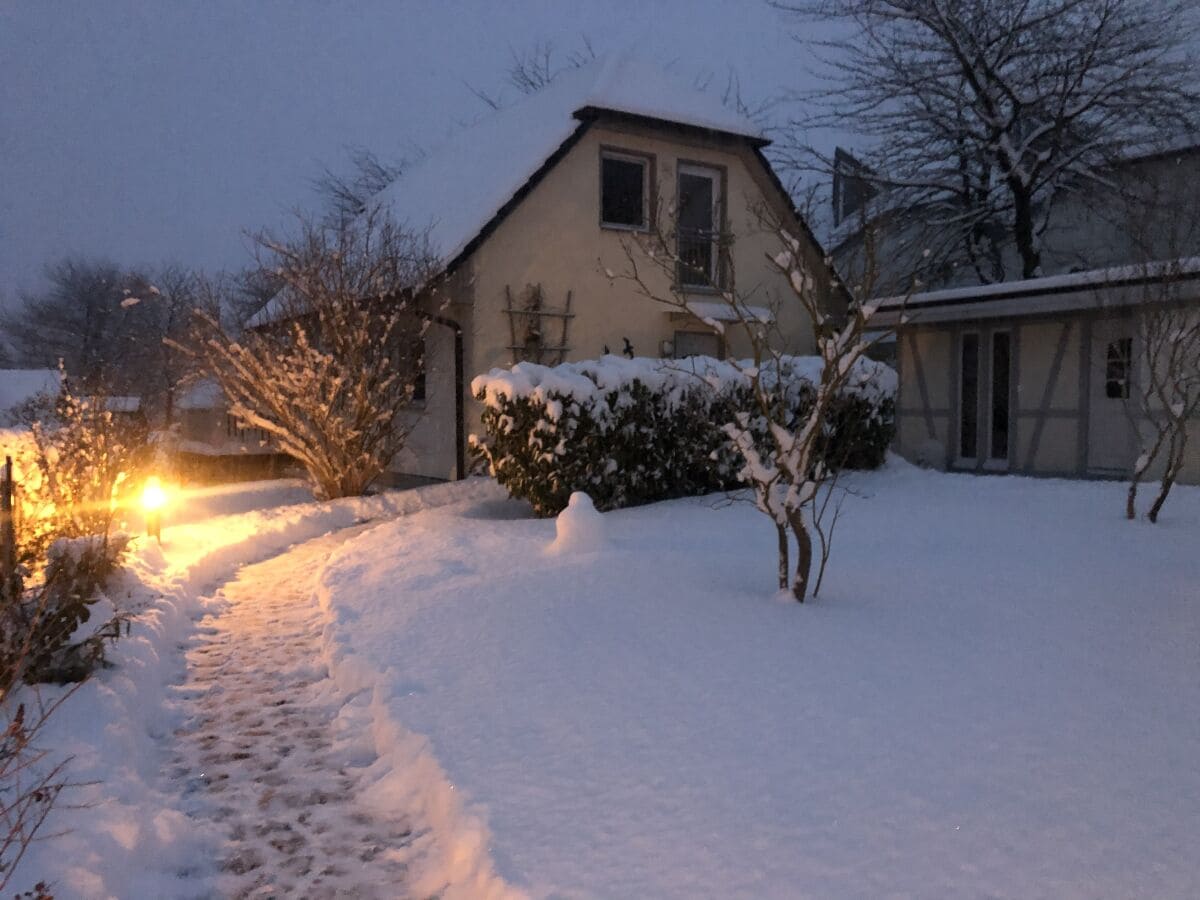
[600,151,649,229]
[673,330,722,359]
[1105,337,1132,399]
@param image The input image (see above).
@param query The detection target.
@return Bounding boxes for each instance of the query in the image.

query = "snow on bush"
[471,354,896,516]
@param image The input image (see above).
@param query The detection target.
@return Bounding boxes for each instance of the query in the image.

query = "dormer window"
[600,150,651,230]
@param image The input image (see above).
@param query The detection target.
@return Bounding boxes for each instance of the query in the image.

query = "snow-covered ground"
[11,477,500,898]
[318,461,1200,898]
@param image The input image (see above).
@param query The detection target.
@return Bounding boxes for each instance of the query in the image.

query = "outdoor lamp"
[141,476,167,543]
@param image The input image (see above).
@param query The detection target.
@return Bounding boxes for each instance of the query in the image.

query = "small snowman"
[549,491,608,554]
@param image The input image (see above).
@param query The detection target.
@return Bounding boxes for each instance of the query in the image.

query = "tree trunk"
[1008,180,1042,280]
[1125,477,1139,520]
[789,512,812,603]
[775,522,789,592]
[1148,430,1187,524]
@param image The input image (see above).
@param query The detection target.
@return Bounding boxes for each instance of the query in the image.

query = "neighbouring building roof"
[874,257,1200,326]
[176,377,224,411]
[249,54,767,328]
[103,396,142,413]
[0,368,61,414]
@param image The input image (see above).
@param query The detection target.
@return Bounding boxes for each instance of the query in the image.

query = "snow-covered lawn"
[318,461,1200,899]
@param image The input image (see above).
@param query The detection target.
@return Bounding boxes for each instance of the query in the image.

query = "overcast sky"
[0,1,840,303]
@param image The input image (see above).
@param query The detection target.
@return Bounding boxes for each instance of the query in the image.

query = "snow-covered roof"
[249,55,765,328]
[0,369,61,412]
[103,396,142,413]
[176,378,224,411]
[378,53,765,269]
[874,257,1200,325]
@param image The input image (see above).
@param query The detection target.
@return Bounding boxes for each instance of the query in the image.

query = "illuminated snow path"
[170,528,415,899]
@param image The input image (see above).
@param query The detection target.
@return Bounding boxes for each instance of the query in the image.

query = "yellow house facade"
[366,56,842,482]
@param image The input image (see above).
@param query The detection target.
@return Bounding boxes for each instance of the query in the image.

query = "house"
[250,53,843,484]
[835,139,1200,483]
[171,378,292,482]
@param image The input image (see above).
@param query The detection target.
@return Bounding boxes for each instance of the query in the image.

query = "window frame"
[672,329,724,360]
[956,329,981,465]
[599,147,654,232]
[674,160,727,292]
[986,328,1012,466]
[1105,336,1133,400]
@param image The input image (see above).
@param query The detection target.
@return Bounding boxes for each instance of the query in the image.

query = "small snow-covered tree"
[779,0,1199,283]
[1123,266,1200,523]
[20,376,148,564]
[184,208,440,501]
[615,206,893,601]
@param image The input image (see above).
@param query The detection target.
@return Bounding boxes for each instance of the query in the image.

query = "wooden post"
[1,456,16,603]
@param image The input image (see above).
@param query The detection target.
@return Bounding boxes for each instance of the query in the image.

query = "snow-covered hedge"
[471,355,896,516]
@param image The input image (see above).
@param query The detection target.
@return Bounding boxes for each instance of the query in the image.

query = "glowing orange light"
[141,476,168,513]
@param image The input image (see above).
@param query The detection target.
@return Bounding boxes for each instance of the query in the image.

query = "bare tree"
[0,683,73,898]
[1123,263,1200,523]
[180,208,440,500]
[467,36,597,109]
[313,146,418,229]
[780,0,1199,283]
[614,204,891,600]
[120,265,217,427]
[3,259,143,390]
[1,260,214,426]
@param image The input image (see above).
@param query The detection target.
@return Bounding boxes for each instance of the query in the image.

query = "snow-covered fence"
[471,354,896,516]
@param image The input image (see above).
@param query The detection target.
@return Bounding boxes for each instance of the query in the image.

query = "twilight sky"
[0,1,839,302]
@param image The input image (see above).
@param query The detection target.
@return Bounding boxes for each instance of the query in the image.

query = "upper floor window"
[600,150,649,229]
[677,163,724,289]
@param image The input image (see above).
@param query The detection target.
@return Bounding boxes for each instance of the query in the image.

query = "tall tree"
[2,259,212,425]
[3,258,144,389]
[780,0,1199,281]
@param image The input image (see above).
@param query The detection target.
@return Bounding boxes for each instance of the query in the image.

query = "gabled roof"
[374,53,764,268]
[249,55,779,328]
[176,377,224,411]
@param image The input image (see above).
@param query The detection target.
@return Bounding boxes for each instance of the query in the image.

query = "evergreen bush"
[472,355,896,517]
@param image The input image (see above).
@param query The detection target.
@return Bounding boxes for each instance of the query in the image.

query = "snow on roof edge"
[878,256,1200,309]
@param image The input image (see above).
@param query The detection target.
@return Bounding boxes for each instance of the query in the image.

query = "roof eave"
[572,105,770,148]
[440,119,594,278]
[875,266,1200,327]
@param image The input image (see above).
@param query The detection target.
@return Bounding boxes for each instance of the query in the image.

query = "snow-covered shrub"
[2,534,132,685]
[1,381,145,685]
[181,207,439,501]
[13,384,149,571]
[472,354,896,516]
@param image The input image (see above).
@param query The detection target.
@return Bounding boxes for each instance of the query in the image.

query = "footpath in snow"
[171,527,414,898]
[12,477,501,899]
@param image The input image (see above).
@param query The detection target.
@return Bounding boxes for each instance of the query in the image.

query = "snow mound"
[549,491,607,554]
